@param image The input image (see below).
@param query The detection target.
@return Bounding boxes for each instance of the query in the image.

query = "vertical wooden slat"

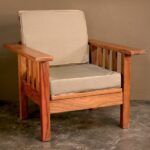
[31,61,36,89]
[27,59,31,84]
[20,56,27,80]
[120,54,131,128]
[97,48,103,67]
[90,45,97,65]
[105,49,110,69]
[18,55,28,120]
[112,51,118,71]
[39,62,51,141]
[36,62,40,91]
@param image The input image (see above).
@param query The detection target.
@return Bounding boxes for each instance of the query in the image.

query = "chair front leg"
[120,54,131,128]
[18,55,28,120]
[39,62,51,141]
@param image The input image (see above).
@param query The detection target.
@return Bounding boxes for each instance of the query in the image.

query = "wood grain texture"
[105,49,110,69]
[7,38,143,142]
[112,51,118,71]
[4,44,53,62]
[36,62,40,91]
[90,45,97,65]
[18,55,28,120]
[39,62,51,141]
[120,54,131,128]
[23,81,40,105]
[50,92,123,114]
[20,56,27,80]
[31,61,36,89]
[52,88,122,100]
[4,24,145,143]
[97,48,103,67]
[27,59,31,84]
[89,39,145,55]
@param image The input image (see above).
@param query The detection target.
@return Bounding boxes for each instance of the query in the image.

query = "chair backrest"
[19,10,89,66]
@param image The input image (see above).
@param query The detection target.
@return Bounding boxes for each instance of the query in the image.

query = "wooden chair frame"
[4,39,144,141]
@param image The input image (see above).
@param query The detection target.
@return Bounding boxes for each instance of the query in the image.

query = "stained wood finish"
[23,82,40,105]
[5,38,144,142]
[23,60,40,92]
[112,51,118,71]
[20,56,27,79]
[31,61,36,89]
[52,88,122,100]
[18,55,28,120]
[17,53,51,141]
[105,49,110,69]
[89,39,145,55]
[36,62,40,91]
[120,54,131,128]
[27,59,31,84]
[50,92,123,114]
[39,62,51,141]
[97,48,103,67]
[4,44,53,62]
[90,45,97,65]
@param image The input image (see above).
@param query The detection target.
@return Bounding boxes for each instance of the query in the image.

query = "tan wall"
[0,0,149,101]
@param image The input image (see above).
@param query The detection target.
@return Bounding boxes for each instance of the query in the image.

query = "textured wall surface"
[0,0,149,100]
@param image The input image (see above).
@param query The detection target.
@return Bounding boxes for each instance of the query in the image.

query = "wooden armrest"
[4,44,53,62]
[89,39,145,55]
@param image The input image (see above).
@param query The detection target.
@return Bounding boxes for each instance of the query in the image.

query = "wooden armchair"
[4,10,144,141]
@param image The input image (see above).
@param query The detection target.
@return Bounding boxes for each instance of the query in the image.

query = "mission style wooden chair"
[4,10,144,141]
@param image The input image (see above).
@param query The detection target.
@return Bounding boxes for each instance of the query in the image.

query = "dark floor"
[0,100,150,150]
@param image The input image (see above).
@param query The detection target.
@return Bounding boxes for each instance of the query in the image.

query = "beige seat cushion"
[19,10,89,66]
[50,64,121,95]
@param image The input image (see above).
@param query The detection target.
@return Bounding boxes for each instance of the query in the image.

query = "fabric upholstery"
[50,64,121,95]
[19,10,89,66]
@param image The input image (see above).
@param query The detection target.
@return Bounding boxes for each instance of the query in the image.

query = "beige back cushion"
[19,10,89,66]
